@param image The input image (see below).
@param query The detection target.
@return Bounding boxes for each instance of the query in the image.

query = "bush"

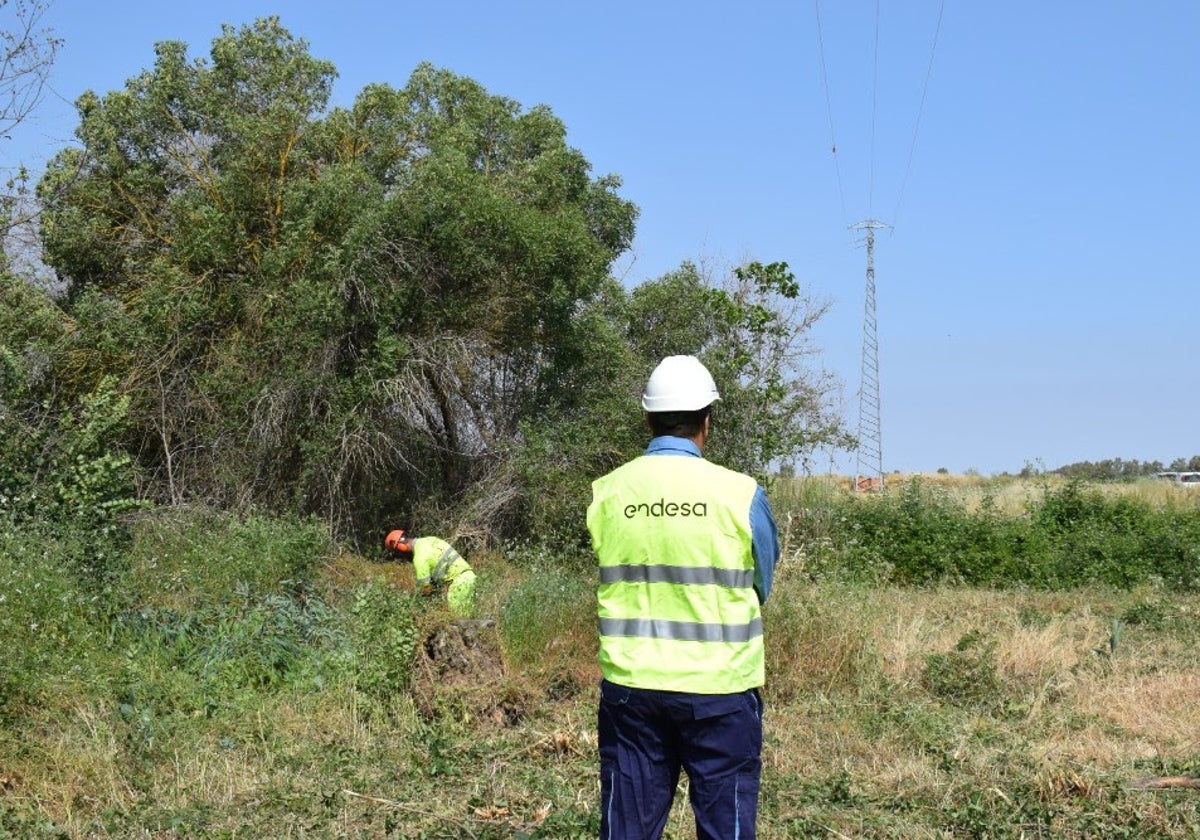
[348,578,419,703]
[0,359,146,585]
[810,478,1200,591]
[0,369,144,526]
[122,585,346,697]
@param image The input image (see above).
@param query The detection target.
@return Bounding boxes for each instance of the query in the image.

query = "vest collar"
[645,436,702,457]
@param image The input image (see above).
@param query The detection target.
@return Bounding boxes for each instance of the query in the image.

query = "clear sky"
[6,1,1198,476]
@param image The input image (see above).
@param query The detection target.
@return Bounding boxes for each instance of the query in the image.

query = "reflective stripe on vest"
[432,545,460,581]
[599,564,755,589]
[599,616,763,644]
[413,537,468,586]
[588,453,764,694]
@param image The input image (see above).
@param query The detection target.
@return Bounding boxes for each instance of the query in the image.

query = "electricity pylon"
[852,219,891,491]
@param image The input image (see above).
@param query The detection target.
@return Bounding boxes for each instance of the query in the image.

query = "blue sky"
[7,1,1198,475]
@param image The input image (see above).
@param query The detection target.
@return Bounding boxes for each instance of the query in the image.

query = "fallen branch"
[1129,777,1200,791]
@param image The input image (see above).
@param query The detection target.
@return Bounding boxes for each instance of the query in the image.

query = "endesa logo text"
[622,499,708,519]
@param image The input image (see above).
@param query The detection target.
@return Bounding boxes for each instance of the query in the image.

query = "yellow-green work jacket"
[412,537,476,617]
[587,448,763,693]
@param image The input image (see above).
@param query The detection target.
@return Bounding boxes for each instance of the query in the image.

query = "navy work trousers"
[598,679,763,840]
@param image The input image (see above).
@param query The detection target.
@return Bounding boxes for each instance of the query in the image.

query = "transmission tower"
[852,219,891,491]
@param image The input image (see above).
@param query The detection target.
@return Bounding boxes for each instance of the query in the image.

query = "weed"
[922,630,1004,706]
[1122,599,1168,630]
[1017,604,1052,628]
[498,563,594,671]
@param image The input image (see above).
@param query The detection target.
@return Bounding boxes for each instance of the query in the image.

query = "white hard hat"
[641,355,721,412]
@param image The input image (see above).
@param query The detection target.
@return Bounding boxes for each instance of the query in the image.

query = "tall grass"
[6,482,1200,837]
[0,524,111,723]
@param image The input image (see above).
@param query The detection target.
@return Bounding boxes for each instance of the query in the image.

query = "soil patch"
[411,619,535,726]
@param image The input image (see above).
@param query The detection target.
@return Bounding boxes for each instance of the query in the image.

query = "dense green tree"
[620,259,850,481]
[37,18,637,539]
[516,259,851,547]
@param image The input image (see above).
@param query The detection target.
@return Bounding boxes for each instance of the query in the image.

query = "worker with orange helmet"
[383,529,477,617]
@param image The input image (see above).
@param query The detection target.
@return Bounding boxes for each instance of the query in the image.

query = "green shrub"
[90,510,347,730]
[123,585,346,696]
[0,370,145,533]
[0,359,146,591]
[348,579,418,703]
[1026,481,1200,589]
[814,479,989,585]
[1120,599,1168,630]
[812,478,1200,591]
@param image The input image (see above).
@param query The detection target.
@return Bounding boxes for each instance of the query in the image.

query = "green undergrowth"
[794,477,1200,590]
[5,494,1200,837]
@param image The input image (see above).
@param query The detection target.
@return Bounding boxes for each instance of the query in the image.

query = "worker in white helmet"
[587,354,779,840]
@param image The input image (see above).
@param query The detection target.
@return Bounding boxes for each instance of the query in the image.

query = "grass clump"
[120,507,333,609]
[763,581,878,702]
[498,561,595,673]
[922,629,1004,707]
[0,522,118,725]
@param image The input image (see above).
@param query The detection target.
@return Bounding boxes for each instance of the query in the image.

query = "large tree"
[38,18,636,540]
[515,259,852,547]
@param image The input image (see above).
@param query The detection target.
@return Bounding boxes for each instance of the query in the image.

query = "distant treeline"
[1038,456,1200,481]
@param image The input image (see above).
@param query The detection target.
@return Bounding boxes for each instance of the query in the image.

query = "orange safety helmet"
[384,529,412,552]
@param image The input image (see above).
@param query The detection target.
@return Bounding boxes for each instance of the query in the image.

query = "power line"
[810,3,945,487]
[892,0,945,226]
[814,2,944,227]
[868,0,881,215]
[813,0,849,228]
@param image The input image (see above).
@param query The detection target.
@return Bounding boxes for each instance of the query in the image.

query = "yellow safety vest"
[412,537,471,587]
[587,454,763,693]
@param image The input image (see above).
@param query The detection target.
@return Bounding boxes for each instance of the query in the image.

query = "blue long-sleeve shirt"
[644,436,780,603]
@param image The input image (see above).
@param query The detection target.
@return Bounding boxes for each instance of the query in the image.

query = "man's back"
[591,356,775,840]
[588,446,763,694]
